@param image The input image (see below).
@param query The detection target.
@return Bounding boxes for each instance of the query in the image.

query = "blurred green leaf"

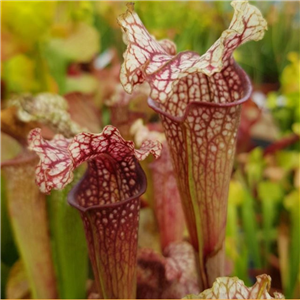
[1,175,19,267]
[283,189,299,212]
[292,123,300,136]
[283,190,300,298]
[245,147,265,190]
[2,55,39,94]
[65,73,99,94]
[275,151,300,172]
[43,43,68,94]
[226,182,250,285]
[228,180,245,206]
[233,246,250,286]
[266,51,300,135]
[71,1,95,24]
[241,187,262,269]
[258,180,284,203]
[266,92,280,110]
[258,180,283,267]
[236,2,300,84]
[6,260,30,299]
[1,2,55,46]
[48,22,100,63]
[281,52,300,95]
[47,168,88,299]
[1,262,10,299]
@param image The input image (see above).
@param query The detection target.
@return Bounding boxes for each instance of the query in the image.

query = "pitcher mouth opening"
[147,64,252,124]
[67,159,147,213]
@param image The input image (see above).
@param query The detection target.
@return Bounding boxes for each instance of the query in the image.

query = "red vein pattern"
[118,0,267,290]
[137,242,199,298]
[185,274,284,299]
[28,125,162,299]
